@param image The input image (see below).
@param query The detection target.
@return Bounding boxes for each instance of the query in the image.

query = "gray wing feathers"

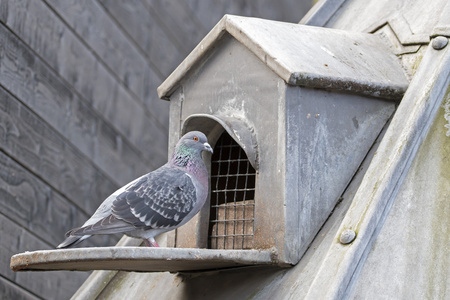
[69,215,137,236]
[69,167,197,236]
[57,235,90,248]
[113,167,197,228]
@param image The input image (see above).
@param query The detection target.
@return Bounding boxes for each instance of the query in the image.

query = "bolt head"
[432,36,448,50]
[340,229,356,244]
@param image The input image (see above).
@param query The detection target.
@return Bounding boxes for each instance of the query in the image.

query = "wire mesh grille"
[209,131,256,249]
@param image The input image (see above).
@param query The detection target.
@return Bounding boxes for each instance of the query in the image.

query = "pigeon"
[57,131,213,248]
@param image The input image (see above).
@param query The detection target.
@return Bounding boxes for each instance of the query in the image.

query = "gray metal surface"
[283,87,395,263]
[300,0,347,27]
[158,15,408,100]
[165,28,398,265]
[349,85,450,299]
[304,38,450,300]
[11,247,278,273]
[322,0,449,43]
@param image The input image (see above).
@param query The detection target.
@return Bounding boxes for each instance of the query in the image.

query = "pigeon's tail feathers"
[57,235,91,248]
[70,215,138,236]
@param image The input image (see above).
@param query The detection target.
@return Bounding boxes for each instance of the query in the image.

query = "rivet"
[431,36,448,50]
[340,229,356,245]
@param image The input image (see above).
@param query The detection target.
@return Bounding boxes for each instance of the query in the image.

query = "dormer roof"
[158,15,408,100]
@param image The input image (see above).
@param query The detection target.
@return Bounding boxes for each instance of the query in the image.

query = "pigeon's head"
[177,131,213,154]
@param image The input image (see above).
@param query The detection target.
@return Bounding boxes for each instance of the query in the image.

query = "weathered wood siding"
[0,0,312,299]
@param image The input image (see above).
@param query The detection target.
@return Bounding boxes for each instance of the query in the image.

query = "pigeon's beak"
[203,142,213,154]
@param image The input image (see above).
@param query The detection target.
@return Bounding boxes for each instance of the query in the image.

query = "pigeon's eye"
[193,136,199,141]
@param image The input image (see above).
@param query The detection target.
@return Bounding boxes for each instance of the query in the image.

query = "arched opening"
[181,113,259,249]
[208,130,256,250]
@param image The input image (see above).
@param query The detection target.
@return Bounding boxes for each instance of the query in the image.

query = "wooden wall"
[0,0,312,299]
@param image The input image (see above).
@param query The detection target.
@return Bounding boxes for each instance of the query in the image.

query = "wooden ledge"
[11,247,282,273]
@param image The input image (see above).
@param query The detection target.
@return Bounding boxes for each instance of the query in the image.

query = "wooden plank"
[0,23,154,185]
[0,150,118,248]
[0,0,169,162]
[42,0,146,102]
[44,0,157,108]
[143,67,171,128]
[182,0,233,32]
[0,213,91,299]
[98,0,184,78]
[143,0,208,54]
[0,86,118,214]
[0,276,40,300]
[184,0,311,31]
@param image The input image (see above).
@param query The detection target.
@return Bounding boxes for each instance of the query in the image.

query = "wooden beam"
[0,86,118,214]
[0,150,118,248]
[98,0,183,79]
[0,213,91,299]
[0,0,168,169]
[0,276,40,300]
[0,23,152,184]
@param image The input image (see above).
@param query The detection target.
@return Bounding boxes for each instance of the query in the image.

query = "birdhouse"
[158,15,408,265]
[10,15,410,274]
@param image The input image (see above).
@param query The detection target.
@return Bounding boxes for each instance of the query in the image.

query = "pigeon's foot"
[144,238,160,247]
